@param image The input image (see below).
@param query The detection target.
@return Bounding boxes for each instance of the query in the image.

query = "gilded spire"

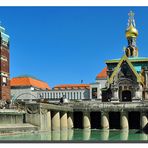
[127,11,136,28]
[125,11,138,57]
[125,11,138,38]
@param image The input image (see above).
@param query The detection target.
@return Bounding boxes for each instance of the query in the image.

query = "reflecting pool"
[0,129,147,142]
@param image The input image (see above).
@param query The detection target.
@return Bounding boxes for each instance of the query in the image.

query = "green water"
[0,129,147,142]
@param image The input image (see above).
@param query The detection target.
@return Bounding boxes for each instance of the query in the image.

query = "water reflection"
[51,130,60,141]
[60,130,68,140]
[68,129,74,140]
[51,129,74,141]
[100,130,109,140]
[83,129,91,140]
[40,132,51,140]
[139,133,148,140]
[0,129,148,141]
[120,130,129,140]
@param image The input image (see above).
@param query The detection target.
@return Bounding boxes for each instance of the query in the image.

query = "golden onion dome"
[125,24,138,38]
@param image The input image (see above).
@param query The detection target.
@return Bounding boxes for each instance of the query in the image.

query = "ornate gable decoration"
[108,54,144,85]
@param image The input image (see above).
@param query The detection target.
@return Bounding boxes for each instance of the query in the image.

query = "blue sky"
[1,7,148,87]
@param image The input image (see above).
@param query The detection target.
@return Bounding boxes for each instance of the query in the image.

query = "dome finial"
[127,11,135,28]
[125,11,139,57]
[125,11,138,38]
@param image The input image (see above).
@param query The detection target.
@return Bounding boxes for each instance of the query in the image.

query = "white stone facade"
[96,79,107,88]
[89,83,102,100]
[11,87,90,101]
[11,87,37,101]
[37,89,89,100]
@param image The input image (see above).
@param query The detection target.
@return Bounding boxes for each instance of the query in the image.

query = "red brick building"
[0,26,10,101]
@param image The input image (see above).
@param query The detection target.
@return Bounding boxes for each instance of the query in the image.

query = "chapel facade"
[102,11,148,102]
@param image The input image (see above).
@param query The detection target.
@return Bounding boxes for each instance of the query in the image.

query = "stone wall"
[0,109,25,124]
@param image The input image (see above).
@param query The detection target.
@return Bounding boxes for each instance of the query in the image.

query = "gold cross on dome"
[128,11,134,20]
[127,11,136,27]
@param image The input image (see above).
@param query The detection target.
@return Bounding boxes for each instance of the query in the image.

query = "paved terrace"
[38,101,148,112]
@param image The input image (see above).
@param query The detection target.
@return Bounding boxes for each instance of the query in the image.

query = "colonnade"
[81,111,148,130]
[28,109,148,131]
[44,110,74,131]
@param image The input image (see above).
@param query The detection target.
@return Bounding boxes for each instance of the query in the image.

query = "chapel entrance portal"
[122,90,132,102]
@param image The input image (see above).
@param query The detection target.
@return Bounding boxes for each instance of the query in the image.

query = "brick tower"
[0,25,10,101]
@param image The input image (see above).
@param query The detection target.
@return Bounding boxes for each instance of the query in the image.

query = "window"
[65,92,67,98]
[77,92,79,99]
[92,88,97,99]
[68,92,69,99]
[42,93,44,98]
[80,92,82,99]
[53,93,55,98]
[74,92,75,99]
[2,77,6,83]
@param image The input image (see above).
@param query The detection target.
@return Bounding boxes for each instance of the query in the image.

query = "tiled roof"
[96,67,107,79]
[54,84,90,90]
[10,77,50,90]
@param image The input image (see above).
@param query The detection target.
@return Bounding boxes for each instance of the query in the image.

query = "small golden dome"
[125,24,138,38]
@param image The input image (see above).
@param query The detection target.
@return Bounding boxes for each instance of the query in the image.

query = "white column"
[47,111,51,131]
[140,112,148,129]
[51,111,60,130]
[72,92,74,100]
[97,84,102,100]
[101,112,109,129]
[75,92,77,100]
[60,112,68,130]
[83,112,91,129]
[68,112,74,129]
[120,111,129,130]
[90,87,92,99]
[81,91,84,99]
